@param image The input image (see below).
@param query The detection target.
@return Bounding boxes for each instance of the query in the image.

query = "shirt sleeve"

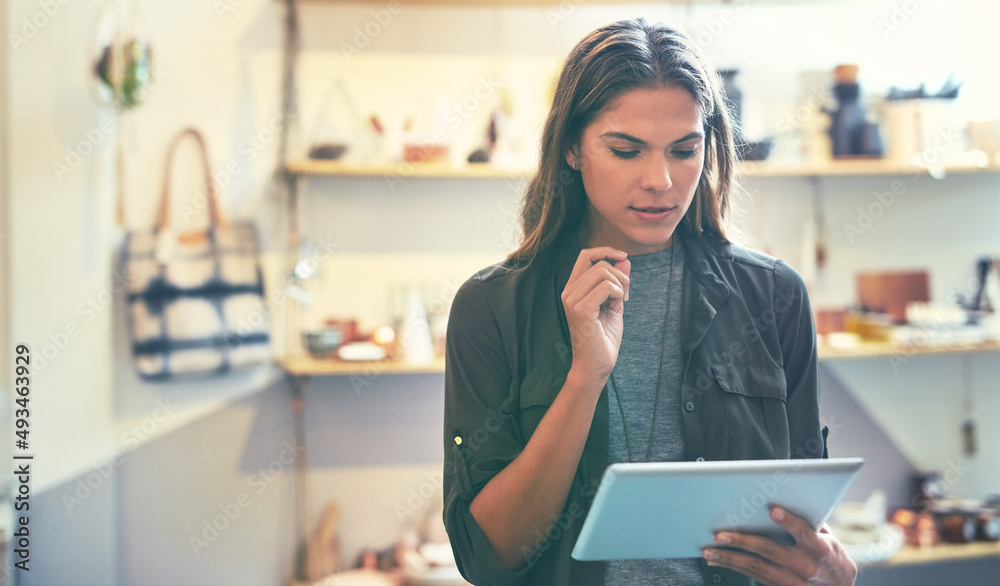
[442,272,534,585]
[773,260,825,459]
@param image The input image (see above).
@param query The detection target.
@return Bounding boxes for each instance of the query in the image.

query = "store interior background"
[1,0,999,584]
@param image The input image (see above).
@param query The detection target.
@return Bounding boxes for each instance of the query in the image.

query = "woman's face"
[568,85,705,255]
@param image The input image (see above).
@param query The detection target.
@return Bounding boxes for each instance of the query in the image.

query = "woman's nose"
[639,153,673,193]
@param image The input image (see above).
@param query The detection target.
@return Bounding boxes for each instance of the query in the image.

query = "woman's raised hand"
[561,247,631,384]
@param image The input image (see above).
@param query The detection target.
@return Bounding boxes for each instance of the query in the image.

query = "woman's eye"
[610,148,640,160]
[674,148,698,160]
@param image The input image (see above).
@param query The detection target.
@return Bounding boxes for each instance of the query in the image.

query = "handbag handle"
[156,127,224,230]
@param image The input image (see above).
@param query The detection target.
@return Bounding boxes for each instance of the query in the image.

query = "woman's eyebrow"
[599,131,704,145]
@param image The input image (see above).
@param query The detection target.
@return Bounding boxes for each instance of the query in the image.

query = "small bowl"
[308,143,348,160]
[302,329,343,358]
[404,143,449,163]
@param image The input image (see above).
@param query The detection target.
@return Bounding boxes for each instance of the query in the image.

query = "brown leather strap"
[156,127,223,230]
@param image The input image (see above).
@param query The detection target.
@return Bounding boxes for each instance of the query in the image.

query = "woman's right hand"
[561,247,631,385]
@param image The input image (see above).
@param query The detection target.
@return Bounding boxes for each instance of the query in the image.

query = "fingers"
[562,275,626,331]
[702,507,834,585]
[569,247,627,278]
[706,531,816,583]
[614,258,631,302]
[563,263,630,309]
[701,548,804,586]
[562,250,631,312]
[703,510,857,586]
[579,278,625,315]
[566,248,629,296]
[768,507,831,561]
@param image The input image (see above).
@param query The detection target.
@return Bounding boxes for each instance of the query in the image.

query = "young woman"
[442,18,857,586]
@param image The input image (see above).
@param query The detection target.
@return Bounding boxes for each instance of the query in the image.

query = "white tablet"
[571,457,864,561]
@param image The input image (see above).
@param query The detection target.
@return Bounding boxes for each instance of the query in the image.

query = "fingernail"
[715,533,731,545]
[771,507,785,521]
[703,550,719,561]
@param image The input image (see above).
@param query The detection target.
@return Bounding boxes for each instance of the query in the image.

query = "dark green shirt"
[443,225,825,586]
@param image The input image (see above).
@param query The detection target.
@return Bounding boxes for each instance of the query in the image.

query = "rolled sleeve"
[772,260,823,459]
[442,273,533,585]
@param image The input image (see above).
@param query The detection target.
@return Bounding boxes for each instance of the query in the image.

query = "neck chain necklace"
[608,241,676,463]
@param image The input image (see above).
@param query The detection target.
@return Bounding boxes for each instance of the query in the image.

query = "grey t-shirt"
[599,237,703,585]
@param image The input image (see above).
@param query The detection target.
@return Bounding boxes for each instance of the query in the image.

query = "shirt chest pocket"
[515,371,566,443]
[710,363,790,459]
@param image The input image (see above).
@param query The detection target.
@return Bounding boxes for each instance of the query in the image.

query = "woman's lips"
[630,206,675,222]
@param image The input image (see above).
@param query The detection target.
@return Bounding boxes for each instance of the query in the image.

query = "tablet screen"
[572,458,864,560]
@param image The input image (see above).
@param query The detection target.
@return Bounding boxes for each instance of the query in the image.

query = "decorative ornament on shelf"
[90,0,155,231]
[90,0,154,112]
[400,286,435,365]
[824,64,884,159]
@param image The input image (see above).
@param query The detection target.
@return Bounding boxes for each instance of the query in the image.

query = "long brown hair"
[507,18,737,267]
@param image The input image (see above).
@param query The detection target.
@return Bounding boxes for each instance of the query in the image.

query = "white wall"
[7,0,294,493]
[8,0,117,493]
[0,2,13,569]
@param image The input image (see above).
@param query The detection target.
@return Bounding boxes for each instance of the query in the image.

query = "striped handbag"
[120,127,272,381]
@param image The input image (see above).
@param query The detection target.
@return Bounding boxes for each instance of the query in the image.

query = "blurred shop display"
[306,77,366,162]
[882,76,967,165]
[814,257,1000,350]
[830,490,905,565]
[302,503,343,581]
[467,103,507,164]
[387,282,449,360]
[825,65,884,159]
[769,66,999,169]
[301,318,388,362]
[833,486,1000,566]
[297,282,449,366]
[305,495,470,586]
[960,257,1000,315]
[968,119,1000,163]
[856,270,930,322]
[397,286,436,364]
[793,70,836,165]
[403,118,449,163]
[891,479,1000,546]
[467,89,515,164]
[718,69,773,161]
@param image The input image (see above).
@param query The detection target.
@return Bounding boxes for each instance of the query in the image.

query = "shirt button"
[454,436,463,445]
[685,401,696,412]
[712,573,723,584]
[696,457,705,462]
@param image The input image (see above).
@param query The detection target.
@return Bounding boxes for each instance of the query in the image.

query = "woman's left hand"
[702,506,857,586]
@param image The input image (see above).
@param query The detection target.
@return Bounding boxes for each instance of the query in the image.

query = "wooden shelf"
[882,541,1000,567]
[300,0,676,4]
[739,158,1000,178]
[281,354,446,376]
[818,340,1000,361]
[286,159,533,179]
[279,340,1000,376]
[297,0,877,5]
[286,158,1000,180]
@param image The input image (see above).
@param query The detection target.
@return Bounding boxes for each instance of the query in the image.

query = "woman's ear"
[565,146,580,170]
